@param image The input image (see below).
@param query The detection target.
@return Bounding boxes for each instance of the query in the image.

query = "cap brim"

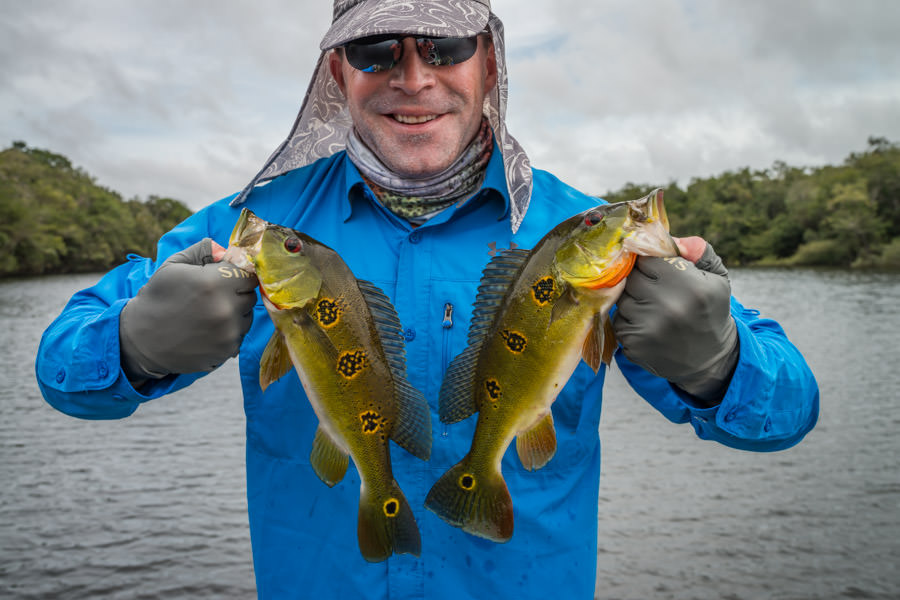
[320,1,490,50]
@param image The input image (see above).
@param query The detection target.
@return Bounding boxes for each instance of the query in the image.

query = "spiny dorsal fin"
[516,411,557,471]
[357,279,406,378]
[440,249,531,425]
[259,331,293,391]
[467,248,532,347]
[310,425,349,487]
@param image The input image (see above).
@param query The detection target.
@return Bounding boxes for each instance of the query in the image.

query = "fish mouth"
[621,189,679,258]
[224,209,267,271]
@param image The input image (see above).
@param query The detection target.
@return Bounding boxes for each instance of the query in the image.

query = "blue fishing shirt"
[36,145,819,599]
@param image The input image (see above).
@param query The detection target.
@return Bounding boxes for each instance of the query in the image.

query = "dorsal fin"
[467,249,531,347]
[439,249,531,425]
[357,279,407,378]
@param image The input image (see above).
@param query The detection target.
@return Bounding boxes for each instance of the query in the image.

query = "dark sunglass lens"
[345,38,402,73]
[417,36,479,66]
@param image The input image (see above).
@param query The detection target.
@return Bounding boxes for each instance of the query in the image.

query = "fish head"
[554,189,679,289]
[226,209,323,310]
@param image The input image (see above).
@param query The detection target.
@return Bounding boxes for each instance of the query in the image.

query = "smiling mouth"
[392,114,438,124]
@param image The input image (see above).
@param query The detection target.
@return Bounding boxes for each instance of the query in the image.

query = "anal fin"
[310,425,349,487]
[516,411,557,471]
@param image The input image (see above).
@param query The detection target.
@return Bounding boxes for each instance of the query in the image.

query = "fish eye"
[284,237,302,253]
[585,212,604,226]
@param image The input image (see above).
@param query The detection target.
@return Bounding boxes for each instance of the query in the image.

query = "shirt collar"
[341,140,510,226]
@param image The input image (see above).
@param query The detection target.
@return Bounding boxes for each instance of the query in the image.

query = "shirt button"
[55,368,66,383]
[98,362,109,378]
[409,231,422,244]
[724,411,736,422]
[403,328,416,342]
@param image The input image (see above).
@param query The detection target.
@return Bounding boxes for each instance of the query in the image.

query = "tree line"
[603,136,900,269]
[0,141,193,277]
[1,137,898,278]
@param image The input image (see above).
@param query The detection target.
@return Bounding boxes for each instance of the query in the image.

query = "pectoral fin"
[550,284,578,325]
[310,425,349,487]
[259,331,293,391]
[516,411,557,471]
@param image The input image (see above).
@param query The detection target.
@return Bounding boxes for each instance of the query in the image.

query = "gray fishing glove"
[119,238,258,386]
[612,242,739,407]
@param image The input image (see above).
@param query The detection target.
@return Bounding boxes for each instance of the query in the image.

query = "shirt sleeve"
[614,297,819,452]
[34,210,217,420]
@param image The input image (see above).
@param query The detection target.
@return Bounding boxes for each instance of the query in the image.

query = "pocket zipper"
[440,302,454,439]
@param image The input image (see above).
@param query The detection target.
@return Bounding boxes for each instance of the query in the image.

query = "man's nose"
[389,38,436,95]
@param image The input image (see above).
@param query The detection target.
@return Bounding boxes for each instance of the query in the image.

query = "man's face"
[329,35,497,178]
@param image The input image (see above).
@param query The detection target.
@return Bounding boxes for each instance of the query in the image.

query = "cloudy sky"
[3,0,899,211]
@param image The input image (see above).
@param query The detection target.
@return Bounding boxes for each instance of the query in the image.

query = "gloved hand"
[612,238,739,406]
[119,238,258,386]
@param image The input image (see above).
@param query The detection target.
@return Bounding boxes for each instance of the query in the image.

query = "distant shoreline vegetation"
[0,142,193,278]
[602,136,900,270]
[2,138,899,278]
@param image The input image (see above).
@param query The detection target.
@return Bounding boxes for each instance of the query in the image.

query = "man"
[35,1,819,598]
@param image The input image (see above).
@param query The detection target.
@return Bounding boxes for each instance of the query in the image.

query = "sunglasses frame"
[342,33,482,73]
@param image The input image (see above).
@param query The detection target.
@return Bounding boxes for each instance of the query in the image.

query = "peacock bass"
[425,189,679,542]
[225,208,432,562]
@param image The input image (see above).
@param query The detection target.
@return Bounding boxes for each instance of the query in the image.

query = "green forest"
[603,136,900,269]
[0,142,192,277]
[1,137,899,278]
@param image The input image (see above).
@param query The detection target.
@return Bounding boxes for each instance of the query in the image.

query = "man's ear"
[328,49,347,95]
[483,38,498,93]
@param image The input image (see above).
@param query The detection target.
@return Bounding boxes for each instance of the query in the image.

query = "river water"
[0,269,897,599]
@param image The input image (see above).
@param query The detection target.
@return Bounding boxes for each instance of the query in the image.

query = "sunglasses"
[343,34,480,73]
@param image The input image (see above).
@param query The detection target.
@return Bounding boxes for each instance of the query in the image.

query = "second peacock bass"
[425,189,678,543]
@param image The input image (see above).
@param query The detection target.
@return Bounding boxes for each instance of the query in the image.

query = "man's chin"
[381,151,457,179]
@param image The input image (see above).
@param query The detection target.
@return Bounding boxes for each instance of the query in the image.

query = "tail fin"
[424,457,514,543]
[357,480,421,562]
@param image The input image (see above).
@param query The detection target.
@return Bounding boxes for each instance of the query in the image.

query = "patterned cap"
[322,0,491,49]
[232,0,533,233]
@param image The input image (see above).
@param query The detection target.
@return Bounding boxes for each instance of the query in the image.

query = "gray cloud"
[2,0,899,208]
